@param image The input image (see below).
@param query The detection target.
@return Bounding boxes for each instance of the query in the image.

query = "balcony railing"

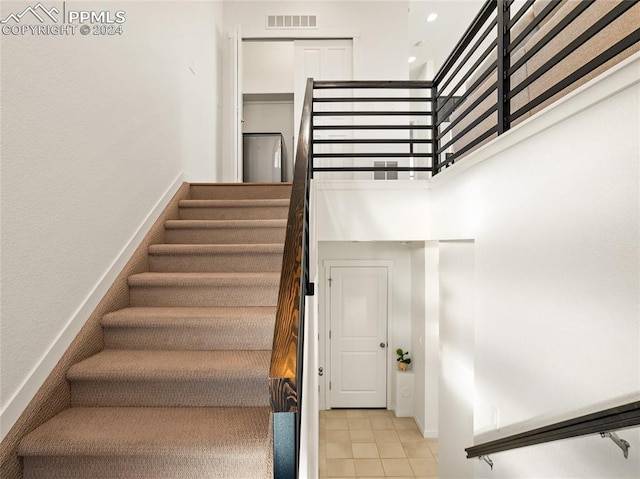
[306,0,640,178]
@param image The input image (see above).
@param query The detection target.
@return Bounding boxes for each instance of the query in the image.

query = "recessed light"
[408,56,417,64]
[426,12,438,22]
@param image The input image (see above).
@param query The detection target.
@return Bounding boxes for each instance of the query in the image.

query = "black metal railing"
[432,0,640,170]
[308,0,639,178]
[466,398,640,464]
[269,78,314,479]
[311,81,435,179]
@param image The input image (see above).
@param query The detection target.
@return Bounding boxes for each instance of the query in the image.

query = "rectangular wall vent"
[266,14,317,29]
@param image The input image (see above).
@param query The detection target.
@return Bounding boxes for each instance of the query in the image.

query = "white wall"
[243,41,294,94]
[0,1,222,437]
[224,0,408,80]
[410,243,427,429]
[430,71,640,479]
[438,241,475,478]
[313,56,640,477]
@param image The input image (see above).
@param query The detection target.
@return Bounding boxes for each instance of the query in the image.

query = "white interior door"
[329,266,388,408]
[294,40,353,178]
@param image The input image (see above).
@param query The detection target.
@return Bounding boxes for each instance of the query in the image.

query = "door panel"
[294,40,353,179]
[329,267,387,408]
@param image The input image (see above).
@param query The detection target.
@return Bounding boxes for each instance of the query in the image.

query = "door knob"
[380,342,386,348]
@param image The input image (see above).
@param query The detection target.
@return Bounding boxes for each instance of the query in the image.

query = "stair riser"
[103,324,275,350]
[190,184,291,200]
[129,284,278,307]
[23,453,271,479]
[148,253,283,273]
[165,227,285,244]
[179,206,288,220]
[70,380,269,407]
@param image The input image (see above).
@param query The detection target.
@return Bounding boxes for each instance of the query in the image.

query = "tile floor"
[319,409,439,478]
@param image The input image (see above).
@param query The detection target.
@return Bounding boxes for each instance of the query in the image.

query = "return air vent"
[266,14,317,29]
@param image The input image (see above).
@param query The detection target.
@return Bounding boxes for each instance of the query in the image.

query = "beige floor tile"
[367,409,394,417]
[327,442,353,459]
[326,419,350,430]
[324,409,349,418]
[351,443,379,458]
[427,441,439,456]
[346,409,369,418]
[376,442,406,458]
[374,429,401,444]
[397,428,425,442]
[402,441,434,458]
[409,457,439,476]
[349,429,375,443]
[354,458,385,477]
[325,430,351,443]
[369,416,395,429]
[319,410,439,478]
[381,458,414,476]
[392,417,419,430]
[326,458,356,477]
[348,417,372,430]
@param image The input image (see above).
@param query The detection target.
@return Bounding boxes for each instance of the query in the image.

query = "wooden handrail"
[269,77,313,414]
[269,78,313,479]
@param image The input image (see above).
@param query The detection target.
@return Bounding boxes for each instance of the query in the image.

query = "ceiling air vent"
[266,14,317,29]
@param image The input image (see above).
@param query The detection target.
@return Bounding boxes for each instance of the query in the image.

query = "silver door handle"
[380,342,386,348]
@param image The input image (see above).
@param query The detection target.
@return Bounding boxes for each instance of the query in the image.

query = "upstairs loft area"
[306,0,640,179]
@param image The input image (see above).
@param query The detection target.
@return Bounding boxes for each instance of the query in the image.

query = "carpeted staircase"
[18,183,291,478]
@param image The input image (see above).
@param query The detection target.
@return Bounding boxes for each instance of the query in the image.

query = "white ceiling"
[409,0,485,78]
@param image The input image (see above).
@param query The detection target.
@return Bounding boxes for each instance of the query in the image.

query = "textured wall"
[0,1,222,438]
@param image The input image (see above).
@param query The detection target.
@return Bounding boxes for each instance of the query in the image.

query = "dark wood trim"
[269,78,313,414]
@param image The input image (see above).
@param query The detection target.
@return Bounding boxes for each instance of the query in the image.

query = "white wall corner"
[0,173,187,440]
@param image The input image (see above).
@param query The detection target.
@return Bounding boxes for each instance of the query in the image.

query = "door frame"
[227,32,360,182]
[322,260,393,410]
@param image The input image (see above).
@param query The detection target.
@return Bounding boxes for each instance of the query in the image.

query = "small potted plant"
[396,348,411,371]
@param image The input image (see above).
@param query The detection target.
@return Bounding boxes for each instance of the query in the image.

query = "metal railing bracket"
[480,455,494,470]
[600,431,630,459]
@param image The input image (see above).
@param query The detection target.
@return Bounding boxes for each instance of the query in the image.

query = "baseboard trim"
[0,173,186,440]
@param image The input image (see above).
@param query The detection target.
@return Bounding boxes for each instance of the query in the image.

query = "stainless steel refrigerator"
[243,133,286,182]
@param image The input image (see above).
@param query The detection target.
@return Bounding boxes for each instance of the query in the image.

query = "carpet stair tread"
[128,272,280,287]
[179,199,289,208]
[101,307,276,350]
[189,183,291,200]
[165,219,287,229]
[148,243,284,255]
[102,306,277,327]
[18,407,271,456]
[68,349,270,381]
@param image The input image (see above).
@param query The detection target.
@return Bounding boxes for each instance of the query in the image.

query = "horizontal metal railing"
[311,80,435,179]
[310,0,639,178]
[433,0,640,170]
